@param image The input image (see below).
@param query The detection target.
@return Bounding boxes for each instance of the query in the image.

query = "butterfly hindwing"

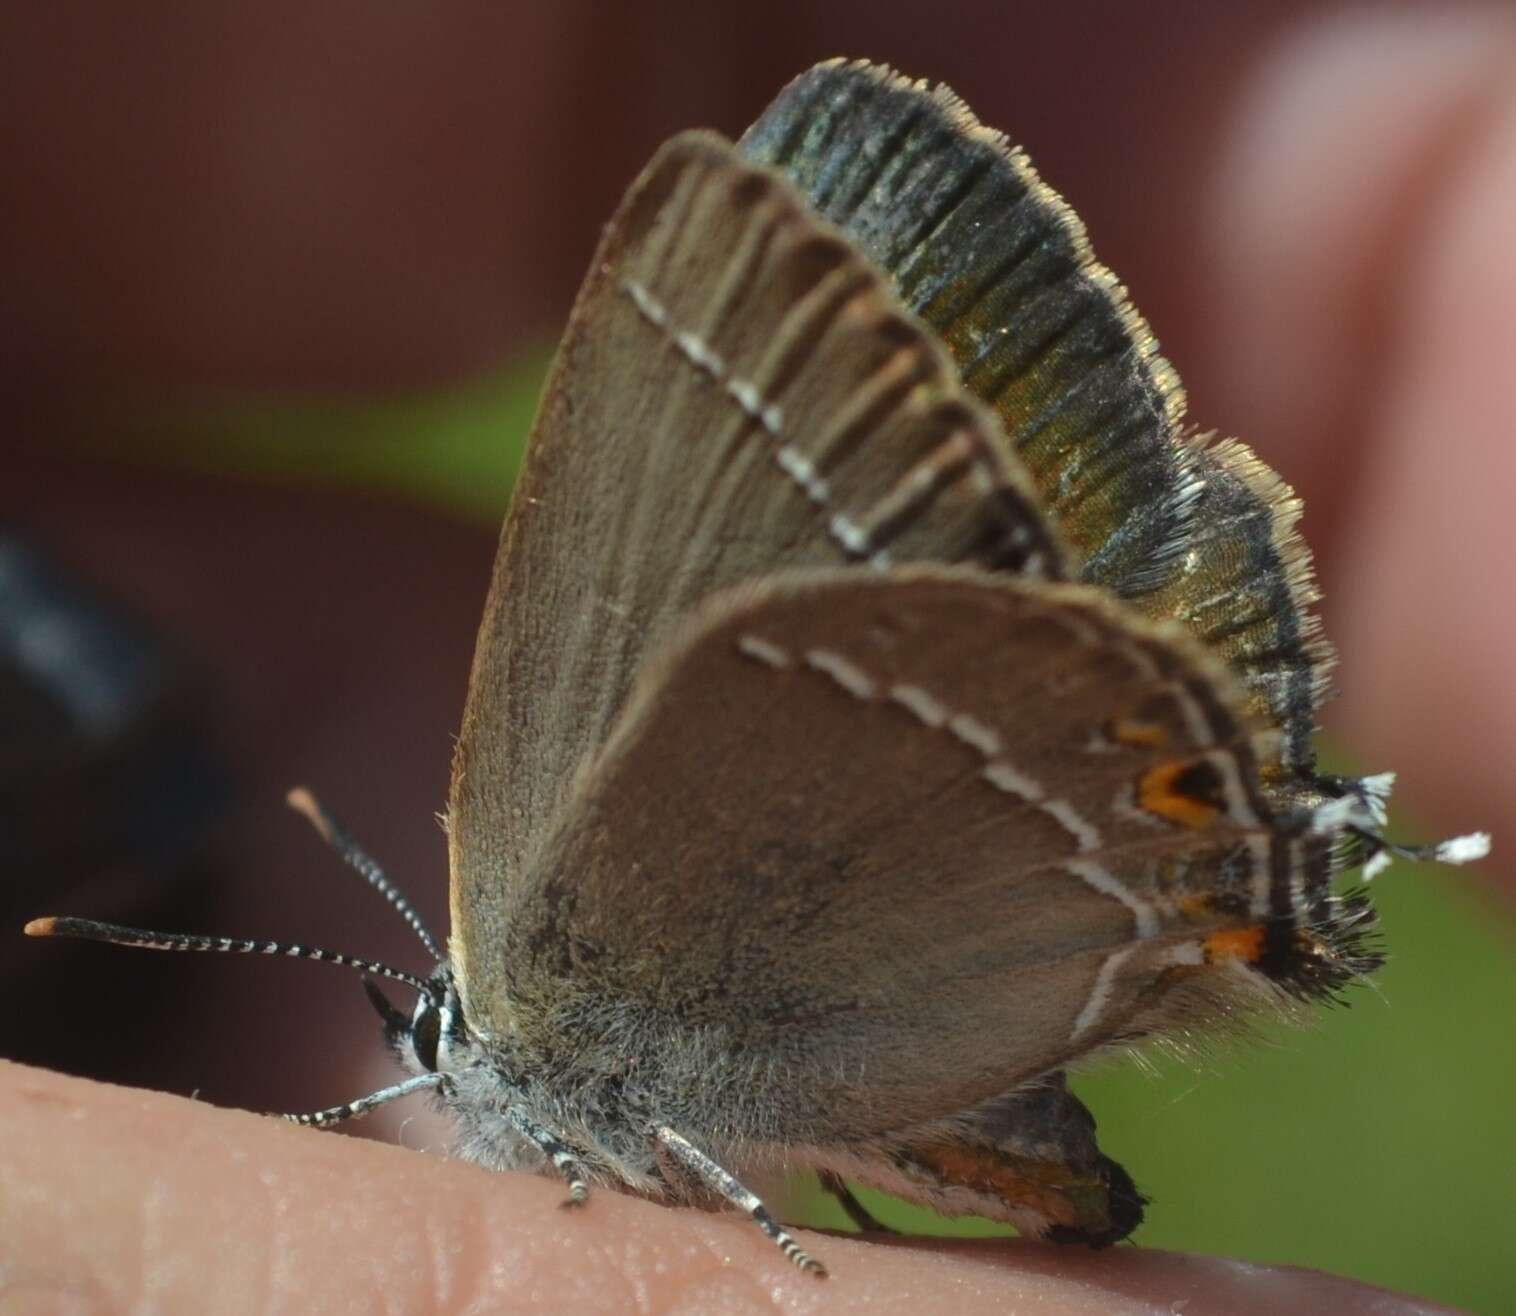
[491,566,1307,1136]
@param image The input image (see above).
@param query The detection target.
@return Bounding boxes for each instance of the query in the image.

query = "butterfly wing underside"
[492,566,1291,1133]
[448,132,1070,1016]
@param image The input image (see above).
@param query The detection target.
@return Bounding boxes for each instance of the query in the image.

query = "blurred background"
[3,3,1513,1311]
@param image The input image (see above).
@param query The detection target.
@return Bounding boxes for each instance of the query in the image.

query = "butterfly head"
[364,967,466,1080]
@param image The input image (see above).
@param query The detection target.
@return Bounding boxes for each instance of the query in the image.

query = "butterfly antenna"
[23,916,438,999]
[286,787,443,961]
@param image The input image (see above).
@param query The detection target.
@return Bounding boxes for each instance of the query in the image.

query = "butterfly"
[28,58,1488,1277]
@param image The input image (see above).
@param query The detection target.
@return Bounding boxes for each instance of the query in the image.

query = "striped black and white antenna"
[24,787,449,1126]
[284,787,444,961]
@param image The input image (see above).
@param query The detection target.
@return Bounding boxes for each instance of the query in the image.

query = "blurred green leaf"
[101,352,551,523]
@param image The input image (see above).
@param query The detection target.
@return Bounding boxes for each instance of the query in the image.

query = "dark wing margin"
[740,58,1196,598]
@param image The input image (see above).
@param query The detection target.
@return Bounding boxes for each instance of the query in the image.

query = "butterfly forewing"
[491,566,1290,1134]
[449,132,1068,1016]
[740,61,1194,596]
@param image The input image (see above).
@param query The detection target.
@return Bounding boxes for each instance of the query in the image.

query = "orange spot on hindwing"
[1138,757,1226,828]
[1204,925,1267,964]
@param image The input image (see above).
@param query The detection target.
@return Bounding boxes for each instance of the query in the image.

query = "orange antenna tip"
[286,787,334,841]
[24,917,58,937]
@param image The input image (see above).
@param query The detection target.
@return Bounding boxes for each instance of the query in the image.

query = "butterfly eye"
[410,997,442,1072]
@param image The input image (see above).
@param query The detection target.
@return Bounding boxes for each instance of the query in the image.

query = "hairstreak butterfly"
[27,58,1489,1277]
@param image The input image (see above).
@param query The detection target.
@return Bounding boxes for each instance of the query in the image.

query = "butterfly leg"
[652,1125,828,1277]
[282,1072,445,1128]
[817,1170,896,1234]
[505,1107,590,1207]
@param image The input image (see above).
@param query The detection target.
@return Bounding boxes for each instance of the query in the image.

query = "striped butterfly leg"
[845,1075,1145,1248]
[282,1073,446,1128]
[817,1170,896,1235]
[505,1108,592,1208]
[653,1126,828,1277]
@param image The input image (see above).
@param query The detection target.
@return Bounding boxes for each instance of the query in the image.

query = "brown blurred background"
[3,3,1514,1309]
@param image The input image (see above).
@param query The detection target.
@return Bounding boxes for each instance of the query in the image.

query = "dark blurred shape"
[0,530,231,1066]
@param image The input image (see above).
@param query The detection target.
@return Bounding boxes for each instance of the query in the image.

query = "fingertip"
[1197,6,1516,505]
[0,1062,1447,1315]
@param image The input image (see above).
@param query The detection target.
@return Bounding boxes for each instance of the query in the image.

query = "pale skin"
[0,1061,1462,1314]
[2,4,1510,1312]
